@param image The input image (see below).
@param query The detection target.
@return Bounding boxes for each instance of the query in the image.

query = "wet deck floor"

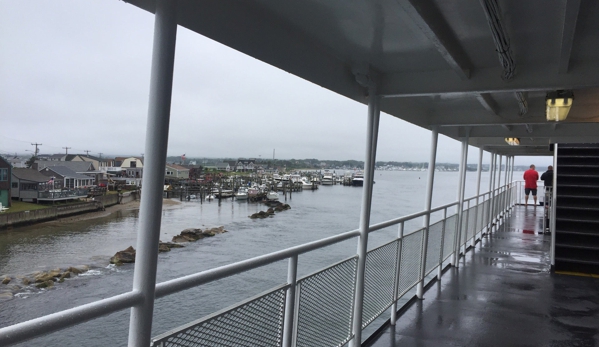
[366,205,599,347]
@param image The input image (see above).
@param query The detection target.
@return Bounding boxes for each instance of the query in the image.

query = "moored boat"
[321,171,334,185]
[352,171,364,187]
[235,187,249,200]
[266,191,279,200]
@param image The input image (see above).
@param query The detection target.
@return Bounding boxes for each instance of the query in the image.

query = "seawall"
[0,192,138,229]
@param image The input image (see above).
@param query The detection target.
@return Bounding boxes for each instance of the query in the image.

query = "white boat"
[321,171,334,185]
[352,171,364,186]
[289,174,301,183]
[235,187,249,200]
[266,191,279,200]
[247,186,260,198]
[301,177,317,190]
[205,194,215,201]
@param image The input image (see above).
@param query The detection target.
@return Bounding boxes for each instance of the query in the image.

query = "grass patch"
[5,201,52,213]
[4,199,88,213]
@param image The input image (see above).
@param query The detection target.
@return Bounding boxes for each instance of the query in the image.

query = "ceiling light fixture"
[505,138,520,146]
[546,90,574,122]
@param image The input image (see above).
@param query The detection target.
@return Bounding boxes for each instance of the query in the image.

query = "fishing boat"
[247,186,260,198]
[235,187,249,200]
[266,190,279,200]
[321,170,334,185]
[301,177,317,190]
[352,171,364,187]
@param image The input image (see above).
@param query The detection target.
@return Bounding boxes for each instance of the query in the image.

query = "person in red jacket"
[523,164,539,206]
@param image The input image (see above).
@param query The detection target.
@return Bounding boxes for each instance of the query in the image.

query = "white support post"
[491,154,501,230]
[452,135,469,267]
[390,222,404,325]
[417,127,438,299]
[550,144,558,268]
[495,155,503,227]
[351,86,380,347]
[472,148,483,246]
[282,255,298,347]
[486,153,496,234]
[128,1,178,346]
[509,156,514,211]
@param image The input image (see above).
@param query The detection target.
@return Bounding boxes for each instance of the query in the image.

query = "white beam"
[476,93,500,116]
[381,62,599,97]
[559,0,582,74]
[397,0,472,80]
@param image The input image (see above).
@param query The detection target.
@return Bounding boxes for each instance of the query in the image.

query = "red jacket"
[523,169,539,189]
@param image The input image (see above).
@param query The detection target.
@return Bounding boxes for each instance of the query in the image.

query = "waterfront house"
[234,158,256,172]
[0,156,11,208]
[215,162,231,172]
[39,166,95,188]
[7,156,27,168]
[165,163,190,179]
[10,168,51,203]
[35,160,96,172]
[68,154,115,170]
[227,160,238,171]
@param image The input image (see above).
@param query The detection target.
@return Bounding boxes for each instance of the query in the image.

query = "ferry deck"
[2,1,599,346]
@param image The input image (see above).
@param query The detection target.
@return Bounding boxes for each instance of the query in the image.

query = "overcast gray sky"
[0,1,552,167]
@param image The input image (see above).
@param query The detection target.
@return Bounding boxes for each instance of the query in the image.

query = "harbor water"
[0,171,493,346]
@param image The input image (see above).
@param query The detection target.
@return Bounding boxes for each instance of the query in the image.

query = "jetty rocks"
[109,226,228,265]
[0,266,91,291]
[172,226,228,243]
[250,202,291,219]
[110,246,136,265]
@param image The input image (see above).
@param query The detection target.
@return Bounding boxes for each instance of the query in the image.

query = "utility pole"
[84,150,91,156]
[98,152,103,159]
[63,147,71,155]
[31,143,42,156]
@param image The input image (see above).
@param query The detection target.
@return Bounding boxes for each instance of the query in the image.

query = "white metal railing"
[0,181,516,347]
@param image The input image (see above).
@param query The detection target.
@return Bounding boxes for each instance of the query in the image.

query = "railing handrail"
[0,180,516,346]
[155,228,360,298]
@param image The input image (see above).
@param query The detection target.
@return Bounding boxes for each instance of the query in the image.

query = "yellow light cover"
[546,98,572,121]
[504,137,520,146]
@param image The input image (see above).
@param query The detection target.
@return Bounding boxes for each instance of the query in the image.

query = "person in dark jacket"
[541,166,553,187]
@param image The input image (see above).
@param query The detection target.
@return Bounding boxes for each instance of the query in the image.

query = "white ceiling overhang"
[126,0,599,156]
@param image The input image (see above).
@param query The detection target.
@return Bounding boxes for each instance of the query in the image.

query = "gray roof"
[12,168,50,183]
[40,166,95,180]
[36,160,95,172]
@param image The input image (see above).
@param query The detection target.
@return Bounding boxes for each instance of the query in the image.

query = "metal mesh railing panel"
[443,214,457,259]
[476,201,485,233]
[460,208,469,246]
[397,229,423,296]
[425,220,443,274]
[296,257,357,347]
[467,205,477,243]
[362,240,398,327]
[151,287,286,347]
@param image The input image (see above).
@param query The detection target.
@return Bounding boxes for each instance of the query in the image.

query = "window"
[12,182,18,188]
[0,168,7,181]
[21,183,38,190]
[130,161,137,168]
